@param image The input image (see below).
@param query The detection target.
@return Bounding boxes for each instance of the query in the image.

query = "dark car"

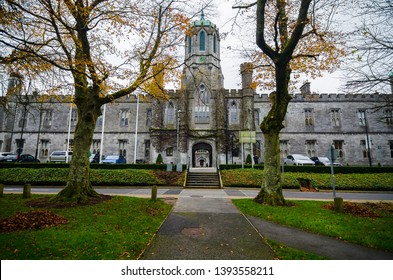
[17,154,40,163]
[101,155,126,164]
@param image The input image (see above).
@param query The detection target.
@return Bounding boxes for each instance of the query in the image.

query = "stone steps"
[186,172,220,188]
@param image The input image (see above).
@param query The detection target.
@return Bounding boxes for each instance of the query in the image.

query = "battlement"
[254,92,389,102]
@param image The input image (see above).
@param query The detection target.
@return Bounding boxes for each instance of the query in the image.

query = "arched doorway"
[192,143,213,167]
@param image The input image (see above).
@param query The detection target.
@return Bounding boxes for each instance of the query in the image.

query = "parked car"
[17,154,40,163]
[0,152,15,161]
[101,155,126,164]
[310,156,331,166]
[283,154,315,166]
[0,153,18,162]
[49,151,73,162]
[310,156,342,166]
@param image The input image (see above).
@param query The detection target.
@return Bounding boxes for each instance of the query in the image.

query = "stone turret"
[241,63,254,130]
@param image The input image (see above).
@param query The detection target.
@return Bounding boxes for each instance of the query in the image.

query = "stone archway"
[192,142,213,167]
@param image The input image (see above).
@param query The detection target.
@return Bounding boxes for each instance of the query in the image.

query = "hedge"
[220,169,393,191]
[0,162,187,171]
[0,168,184,186]
[219,164,393,174]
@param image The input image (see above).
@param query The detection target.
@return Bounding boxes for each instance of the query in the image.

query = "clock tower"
[182,10,224,91]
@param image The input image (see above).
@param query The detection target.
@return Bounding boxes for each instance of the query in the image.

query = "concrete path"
[140,189,393,260]
[140,189,276,260]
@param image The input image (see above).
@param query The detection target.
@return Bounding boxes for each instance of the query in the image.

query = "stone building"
[1,14,393,166]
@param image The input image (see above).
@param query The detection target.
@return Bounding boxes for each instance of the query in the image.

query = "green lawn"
[0,194,172,260]
[233,199,393,255]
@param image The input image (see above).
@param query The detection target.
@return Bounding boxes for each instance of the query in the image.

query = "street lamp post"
[363,110,372,167]
[176,110,181,165]
[133,94,140,164]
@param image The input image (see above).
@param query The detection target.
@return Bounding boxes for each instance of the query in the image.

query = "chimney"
[300,82,311,96]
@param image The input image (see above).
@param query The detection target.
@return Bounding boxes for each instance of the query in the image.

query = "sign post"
[326,145,337,198]
[327,145,343,212]
[239,131,256,169]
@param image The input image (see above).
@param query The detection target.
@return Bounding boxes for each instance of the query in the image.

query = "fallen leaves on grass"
[322,202,382,218]
[0,210,68,233]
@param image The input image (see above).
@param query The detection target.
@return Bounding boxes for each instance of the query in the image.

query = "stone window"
[146,109,152,127]
[166,147,174,156]
[333,140,344,158]
[187,36,192,54]
[360,140,369,158]
[40,139,50,156]
[166,102,175,125]
[280,140,289,159]
[358,110,366,126]
[43,110,53,127]
[119,140,127,156]
[195,84,210,123]
[213,33,217,53]
[18,111,27,128]
[306,140,317,157]
[330,109,341,127]
[199,30,206,51]
[92,139,101,154]
[144,140,150,158]
[70,109,78,126]
[230,101,239,124]
[385,109,393,125]
[304,109,314,126]
[254,109,260,128]
[120,110,129,126]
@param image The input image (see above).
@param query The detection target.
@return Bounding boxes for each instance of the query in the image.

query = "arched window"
[166,101,175,124]
[195,84,209,123]
[254,109,260,128]
[199,31,206,51]
[230,102,238,124]
[187,36,192,54]
[213,33,217,53]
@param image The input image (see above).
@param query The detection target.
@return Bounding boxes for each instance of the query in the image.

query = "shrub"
[156,154,163,164]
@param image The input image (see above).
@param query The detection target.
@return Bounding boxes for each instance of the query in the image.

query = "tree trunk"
[255,128,286,205]
[54,97,102,202]
[255,63,291,205]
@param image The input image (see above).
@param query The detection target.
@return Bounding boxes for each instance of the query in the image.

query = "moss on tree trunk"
[255,64,292,206]
[255,129,286,205]
[53,97,101,202]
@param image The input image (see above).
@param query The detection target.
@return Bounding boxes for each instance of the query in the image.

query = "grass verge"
[233,199,393,253]
[0,194,172,260]
[266,239,329,260]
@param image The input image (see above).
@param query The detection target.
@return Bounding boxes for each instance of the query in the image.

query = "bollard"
[0,183,4,198]
[23,183,31,199]
[151,186,157,201]
[334,197,343,213]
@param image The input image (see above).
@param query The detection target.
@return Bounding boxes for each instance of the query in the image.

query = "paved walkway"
[140,189,393,260]
[140,189,275,260]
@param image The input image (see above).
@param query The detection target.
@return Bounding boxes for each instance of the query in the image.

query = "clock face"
[198,56,206,63]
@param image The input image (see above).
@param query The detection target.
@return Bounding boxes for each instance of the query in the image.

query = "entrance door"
[192,143,213,167]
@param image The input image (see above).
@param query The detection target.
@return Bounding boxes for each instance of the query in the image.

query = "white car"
[49,151,73,162]
[283,154,315,166]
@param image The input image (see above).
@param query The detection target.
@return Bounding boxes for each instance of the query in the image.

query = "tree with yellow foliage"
[0,0,191,202]
[233,0,346,205]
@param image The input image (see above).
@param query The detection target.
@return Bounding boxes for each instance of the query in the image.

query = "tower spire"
[201,8,205,20]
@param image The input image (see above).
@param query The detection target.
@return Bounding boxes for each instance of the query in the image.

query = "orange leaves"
[0,210,68,233]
